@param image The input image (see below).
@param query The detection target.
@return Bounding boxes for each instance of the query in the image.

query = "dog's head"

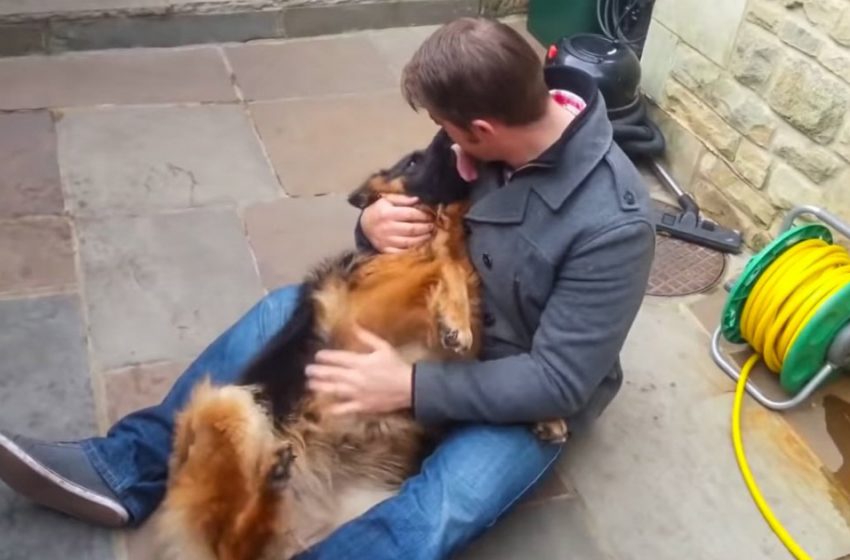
[348,129,470,209]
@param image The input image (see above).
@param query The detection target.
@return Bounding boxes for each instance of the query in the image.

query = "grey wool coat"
[356,69,656,435]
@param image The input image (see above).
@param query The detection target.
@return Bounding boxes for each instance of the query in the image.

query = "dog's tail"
[238,285,318,421]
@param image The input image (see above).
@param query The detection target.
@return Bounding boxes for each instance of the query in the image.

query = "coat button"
[482,253,493,269]
[624,191,636,205]
[483,312,496,327]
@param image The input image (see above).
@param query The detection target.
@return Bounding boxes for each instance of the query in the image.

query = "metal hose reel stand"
[711,205,850,410]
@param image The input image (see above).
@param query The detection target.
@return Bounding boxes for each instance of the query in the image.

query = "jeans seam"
[489,443,564,526]
[81,439,122,493]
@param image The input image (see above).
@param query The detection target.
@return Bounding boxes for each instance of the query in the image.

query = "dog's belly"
[285,483,397,557]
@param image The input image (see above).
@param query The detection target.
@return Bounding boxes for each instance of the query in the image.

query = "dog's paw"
[267,443,296,489]
[532,420,569,444]
[438,319,473,354]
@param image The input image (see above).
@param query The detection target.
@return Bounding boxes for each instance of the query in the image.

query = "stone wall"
[641,0,850,247]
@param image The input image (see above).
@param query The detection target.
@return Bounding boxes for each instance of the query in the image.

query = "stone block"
[0,0,167,16]
[0,23,45,56]
[766,162,825,208]
[0,111,63,218]
[647,103,704,188]
[698,153,776,225]
[733,139,772,188]
[639,20,679,102]
[49,10,285,52]
[767,58,850,143]
[824,167,850,220]
[778,17,825,55]
[225,35,397,101]
[284,0,478,37]
[803,0,846,30]
[705,77,777,147]
[244,195,359,289]
[830,6,850,46]
[670,43,722,93]
[0,218,76,297]
[250,92,437,197]
[834,120,850,161]
[0,46,236,110]
[104,362,184,422]
[690,178,764,246]
[772,127,844,182]
[746,0,785,31]
[672,44,777,146]
[730,24,782,92]
[818,43,850,83]
[57,105,280,217]
[77,209,264,370]
[652,0,749,65]
[661,81,741,160]
[480,0,529,16]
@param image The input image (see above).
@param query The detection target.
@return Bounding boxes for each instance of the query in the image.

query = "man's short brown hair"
[401,17,550,128]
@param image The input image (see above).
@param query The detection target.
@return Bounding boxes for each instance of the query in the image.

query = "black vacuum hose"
[608,96,666,158]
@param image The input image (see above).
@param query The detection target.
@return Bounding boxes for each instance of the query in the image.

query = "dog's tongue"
[451,144,479,182]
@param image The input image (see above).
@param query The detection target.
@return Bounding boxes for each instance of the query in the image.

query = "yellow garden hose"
[731,238,850,559]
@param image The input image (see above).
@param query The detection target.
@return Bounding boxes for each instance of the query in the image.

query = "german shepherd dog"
[157,129,568,560]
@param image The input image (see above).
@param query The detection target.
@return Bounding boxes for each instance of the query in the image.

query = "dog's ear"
[348,174,383,209]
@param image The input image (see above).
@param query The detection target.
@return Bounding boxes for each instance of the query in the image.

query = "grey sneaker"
[0,432,130,528]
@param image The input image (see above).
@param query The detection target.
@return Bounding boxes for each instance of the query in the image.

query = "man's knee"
[420,424,563,526]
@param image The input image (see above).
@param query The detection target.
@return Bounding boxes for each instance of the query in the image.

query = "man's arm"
[411,220,655,425]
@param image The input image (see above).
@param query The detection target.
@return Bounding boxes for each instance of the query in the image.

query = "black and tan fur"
[157,130,567,560]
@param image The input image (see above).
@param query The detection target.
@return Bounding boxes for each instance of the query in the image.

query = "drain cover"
[646,235,727,297]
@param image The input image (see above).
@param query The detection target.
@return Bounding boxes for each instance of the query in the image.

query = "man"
[0,17,654,559]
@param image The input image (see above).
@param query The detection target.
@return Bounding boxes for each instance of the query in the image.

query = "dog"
[157,129,568,560]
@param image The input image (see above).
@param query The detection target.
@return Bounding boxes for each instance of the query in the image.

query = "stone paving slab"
[0,217,76,297]
[0,295,97,439]
[103,361,185,423]
[559,299,850,560]
[225,34,397,102]
[0,111,64,218]
[366,24,438,79]
[0,297,114,558]
[463,495,614,560]
[77,208,264,370]
[250,91,437,196]
[244,194,360,289]
[0,46,235,110]
[57,105,280,217]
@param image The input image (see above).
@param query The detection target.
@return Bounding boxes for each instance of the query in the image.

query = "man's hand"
[305,326,414,416]
[360,194,434,254]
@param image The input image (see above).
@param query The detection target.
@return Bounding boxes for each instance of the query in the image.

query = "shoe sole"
[0,433,129,528]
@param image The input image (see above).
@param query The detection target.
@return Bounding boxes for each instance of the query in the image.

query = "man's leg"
[295,424,563,560]
[0,285,302,527]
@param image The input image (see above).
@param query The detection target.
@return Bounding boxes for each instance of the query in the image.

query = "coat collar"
[465,67,613,225]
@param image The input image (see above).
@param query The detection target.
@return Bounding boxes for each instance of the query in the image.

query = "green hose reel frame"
[712,206,850,409]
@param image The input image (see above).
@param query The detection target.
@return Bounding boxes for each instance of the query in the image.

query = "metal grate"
[646,235,727,297]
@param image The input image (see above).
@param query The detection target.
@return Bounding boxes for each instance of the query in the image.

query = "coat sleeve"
[353,212,376,253]
[411,219,655,426]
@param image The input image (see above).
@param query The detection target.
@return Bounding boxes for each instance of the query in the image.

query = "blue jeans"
[82,285,562,559]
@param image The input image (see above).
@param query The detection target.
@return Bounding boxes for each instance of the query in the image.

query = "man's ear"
[469,119,496,141]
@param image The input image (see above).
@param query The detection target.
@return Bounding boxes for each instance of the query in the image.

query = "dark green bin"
[527,0,602,47]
